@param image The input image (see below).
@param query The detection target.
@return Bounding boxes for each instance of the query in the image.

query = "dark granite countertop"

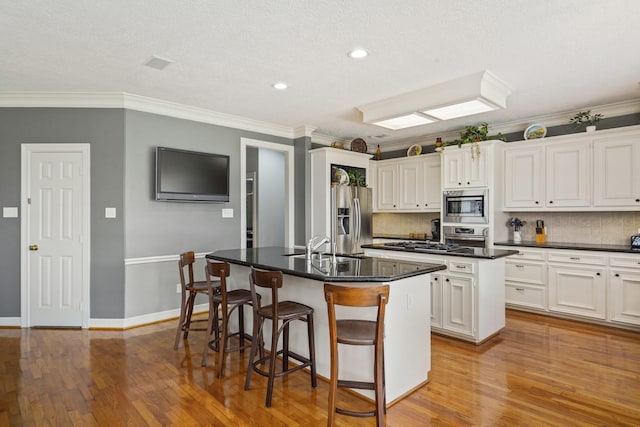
[362,243,518,259]
[206,247,446,283]
[494,241,640,254]
[373,234,432,241]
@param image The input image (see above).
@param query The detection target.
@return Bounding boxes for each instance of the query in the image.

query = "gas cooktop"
[381,241,473,253]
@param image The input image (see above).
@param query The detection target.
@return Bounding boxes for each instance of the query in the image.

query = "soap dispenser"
[631,228,640,250]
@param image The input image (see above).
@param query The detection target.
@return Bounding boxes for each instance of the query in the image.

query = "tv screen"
[155,147,230,202]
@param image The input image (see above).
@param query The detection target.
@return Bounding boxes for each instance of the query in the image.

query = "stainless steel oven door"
[443,226,488,248]
[443,189,489,224]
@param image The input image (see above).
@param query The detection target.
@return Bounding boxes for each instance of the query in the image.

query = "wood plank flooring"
[1,310,639,426]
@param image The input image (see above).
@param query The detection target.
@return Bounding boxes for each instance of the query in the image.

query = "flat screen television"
[155,146,230,202]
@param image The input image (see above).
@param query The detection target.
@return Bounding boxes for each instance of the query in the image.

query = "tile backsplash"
[505,211,640,245]
[373,212,440,236]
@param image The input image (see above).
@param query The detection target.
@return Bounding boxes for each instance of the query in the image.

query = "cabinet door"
[376,163,398,210]
[464,145,488,187]
[442,274,474,336]
[593,136,640,207]
[609,270,640,326]
[422,156,442,210]
[442,149,465,189]
[430,273,443,328]
[546,141,591,207]
[398,159,422,210]
[504,146,544,208]
[548,264,605,319]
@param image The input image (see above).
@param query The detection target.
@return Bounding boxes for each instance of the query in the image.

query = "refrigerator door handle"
[354,197,361,243]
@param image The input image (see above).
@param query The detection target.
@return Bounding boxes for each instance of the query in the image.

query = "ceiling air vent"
[143,55,173,70]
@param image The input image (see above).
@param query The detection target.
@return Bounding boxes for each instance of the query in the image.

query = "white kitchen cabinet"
[430,273,443,328]
[504,248,547,310]
[593,135,640,207]
[422,155,442,210]
[373,154,441,212]
[398,158,422,209]
[442,144,487,189]
[547,250,606,319]
[375,161,399,210]
[309,147,371,239]
[503,145,545,208]
[442,273,474,336]
[608,254,640,326]
[364,248,506,343]
[546,140,591,207]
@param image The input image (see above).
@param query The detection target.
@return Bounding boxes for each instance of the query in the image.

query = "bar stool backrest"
[249,267,283,314]
[179,251,197,288]
[324,284,390,330]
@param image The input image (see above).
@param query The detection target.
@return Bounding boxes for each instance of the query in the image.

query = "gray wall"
[0,108,126,318]
[0,107,298,321]
[294,136,312,245]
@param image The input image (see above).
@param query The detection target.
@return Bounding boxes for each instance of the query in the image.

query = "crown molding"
[293,125,316,139]
[0,91,296,139]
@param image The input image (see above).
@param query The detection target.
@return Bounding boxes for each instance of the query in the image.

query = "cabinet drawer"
[448,260,475,275]
[508,248,546,262]
[548,251,606,266]
[505,261,546,285]
[609,254,640,269]
[506,283,547,309]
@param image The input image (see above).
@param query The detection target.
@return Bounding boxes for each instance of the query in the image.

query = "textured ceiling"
[2,0,640,147]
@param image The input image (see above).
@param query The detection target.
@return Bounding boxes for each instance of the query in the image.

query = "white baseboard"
[0,317,21,327]
[89,303,209,329]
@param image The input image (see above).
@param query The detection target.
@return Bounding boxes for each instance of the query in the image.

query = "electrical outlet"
[176,283,181,293]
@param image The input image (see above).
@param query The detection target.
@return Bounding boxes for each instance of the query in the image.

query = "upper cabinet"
[441,144,488,189]
[503,125,640,211]
[372,153,441,212]
[593,134,640,207]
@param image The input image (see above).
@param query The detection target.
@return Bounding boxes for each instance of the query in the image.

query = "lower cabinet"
[609,254,640,326]
[430,273,443,328]
[441,273,474,336]
[548,264,606,320]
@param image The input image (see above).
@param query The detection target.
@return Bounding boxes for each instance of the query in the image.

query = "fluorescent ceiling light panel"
[357,71,512,129]
[373,113,435,130]
[423,99,497,120]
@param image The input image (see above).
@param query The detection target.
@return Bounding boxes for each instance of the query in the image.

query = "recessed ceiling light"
[348,48,368,59]
[273,82,288,90]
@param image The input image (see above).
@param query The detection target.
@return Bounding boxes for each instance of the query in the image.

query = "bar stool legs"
[324,283,389,427]
[245,267,317,408]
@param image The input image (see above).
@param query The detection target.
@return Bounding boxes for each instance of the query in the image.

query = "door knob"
[29,244,38,251]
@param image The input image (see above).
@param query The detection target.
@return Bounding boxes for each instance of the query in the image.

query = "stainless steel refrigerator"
[331,186,372,255]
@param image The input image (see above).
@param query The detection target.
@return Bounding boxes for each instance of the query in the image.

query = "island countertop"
[206,246,446,282]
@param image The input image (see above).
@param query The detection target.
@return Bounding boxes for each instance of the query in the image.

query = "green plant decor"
[442,122,506,159]
[569,110,603,128]
[348,170,366,187]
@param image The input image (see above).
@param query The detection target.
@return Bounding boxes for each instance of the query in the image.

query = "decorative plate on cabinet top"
[407,144,422,156]
[350,138,367,153]
[334,168,349,185]
[524,124,547,140]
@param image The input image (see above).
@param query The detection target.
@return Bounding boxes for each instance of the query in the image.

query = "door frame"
[240,138,294,248]
[20,143,91,328]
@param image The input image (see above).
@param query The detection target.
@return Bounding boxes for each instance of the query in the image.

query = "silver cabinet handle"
[570,257,580,261]
[515,264,525,268]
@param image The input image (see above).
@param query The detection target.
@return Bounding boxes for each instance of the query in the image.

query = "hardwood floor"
[1,310,639,426]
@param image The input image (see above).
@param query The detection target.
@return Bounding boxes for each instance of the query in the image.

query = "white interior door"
[22,144,90,327]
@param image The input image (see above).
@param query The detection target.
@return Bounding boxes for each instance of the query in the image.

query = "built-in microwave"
[442,189,489,224]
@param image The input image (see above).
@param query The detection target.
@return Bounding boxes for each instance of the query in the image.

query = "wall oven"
[442,189,489,224]
[443,225,488,248]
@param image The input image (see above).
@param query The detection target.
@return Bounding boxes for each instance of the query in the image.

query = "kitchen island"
[206,246,446,404]
[362,243,518,344]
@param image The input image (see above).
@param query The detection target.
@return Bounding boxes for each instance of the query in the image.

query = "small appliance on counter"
[631,228,640,250]
[431,218,441,242]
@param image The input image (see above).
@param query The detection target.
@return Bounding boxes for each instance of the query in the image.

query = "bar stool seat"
[174,251,218,350]
[201,261,258,379]
[324,283,389,427]
[244,267,317,408]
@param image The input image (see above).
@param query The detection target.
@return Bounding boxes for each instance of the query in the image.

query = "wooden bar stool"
[323,283,389,427]
[244,267,317,407]
[174,251,216,349]
[201,260,259,378]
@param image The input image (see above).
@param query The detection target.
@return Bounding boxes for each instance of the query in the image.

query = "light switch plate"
[222,208,234,218]
[105,207,117,218]
[2,207,18,218]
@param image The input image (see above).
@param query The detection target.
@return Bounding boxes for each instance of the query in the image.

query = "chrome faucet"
[306,235,330,260]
